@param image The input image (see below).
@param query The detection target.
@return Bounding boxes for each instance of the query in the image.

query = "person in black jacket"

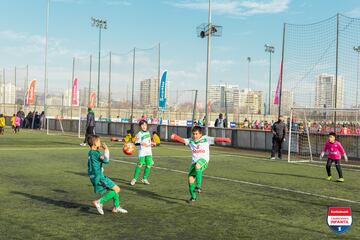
[80,108,96,146]
[270,115,287,159]
[214,113,225,128]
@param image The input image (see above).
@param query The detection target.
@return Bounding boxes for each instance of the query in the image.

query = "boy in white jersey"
[171,126,231,204]
[130,120,156,186]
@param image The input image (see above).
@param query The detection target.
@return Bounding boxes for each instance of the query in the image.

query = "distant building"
[315,73,344,108]
[270,90,294,115]
[209,84,239,112]
[140,77,169,109]
[238,89,264,115]
[0,83,16,104]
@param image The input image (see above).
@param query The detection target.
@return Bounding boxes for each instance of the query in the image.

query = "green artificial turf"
[0,130,359,239]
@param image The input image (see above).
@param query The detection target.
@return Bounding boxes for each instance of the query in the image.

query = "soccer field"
[0,130,359,239]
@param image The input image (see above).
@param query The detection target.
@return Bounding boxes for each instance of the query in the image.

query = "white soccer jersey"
[184,136,215,164]
[135,130,152,157]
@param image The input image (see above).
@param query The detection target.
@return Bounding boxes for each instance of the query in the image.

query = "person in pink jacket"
[320,132,348,182]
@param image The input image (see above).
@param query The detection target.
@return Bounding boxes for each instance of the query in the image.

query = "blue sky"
[1,0,360,103]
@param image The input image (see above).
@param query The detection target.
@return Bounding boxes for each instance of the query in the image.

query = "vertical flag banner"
[273,61,283,105]
[26,79,36,105]
[89,91,96,108]
[158,70,167,111]
[71,78,78,106]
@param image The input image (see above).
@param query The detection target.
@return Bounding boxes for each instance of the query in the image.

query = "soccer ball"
[123,142,136,155]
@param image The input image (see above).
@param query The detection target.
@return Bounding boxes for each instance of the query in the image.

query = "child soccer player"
[320,132,348,182]
[87,135,128,215]
[123,130,136,143]
[130,120,156,186]
[152,131,161,146]
[0,114,5,135]
[171,126,231,204]
[14,115,21,133]
[11,114,16,133]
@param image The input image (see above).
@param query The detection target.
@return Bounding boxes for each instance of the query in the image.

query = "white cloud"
[346,7,360,18]
[170,0,290,17]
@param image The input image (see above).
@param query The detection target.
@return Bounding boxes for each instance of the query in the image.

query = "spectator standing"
[214,113,225,128]
[80,108,96,146]
[270,115,287,160]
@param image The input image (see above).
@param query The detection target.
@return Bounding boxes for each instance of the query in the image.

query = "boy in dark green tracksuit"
[88,135,128,215]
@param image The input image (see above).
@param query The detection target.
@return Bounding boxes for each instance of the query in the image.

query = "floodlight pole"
[2,68,5,113]
[204,0,212,134]
[265,44,274,115]
[91,17,107,107]
[88,54,92,107]
[14,66,16,113]
[354,46,360,108]
[108,51,112,120]
[44,0,50,119]
[247,57,251,115]
[247,57,251,90]
[130,47,136,133]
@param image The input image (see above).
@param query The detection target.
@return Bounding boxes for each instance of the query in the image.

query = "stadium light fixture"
[91,17,108,107]
[265,44,275,115]
[196,0,223,133]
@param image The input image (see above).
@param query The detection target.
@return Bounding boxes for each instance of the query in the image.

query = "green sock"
[143,166,151,180]
[195,169,203,188]
[100,190,116,205]
[189,183,197,200]
[113,192,120,208]
[133,165,142,180]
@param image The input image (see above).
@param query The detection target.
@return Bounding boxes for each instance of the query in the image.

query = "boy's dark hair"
[329,132,336,138]
[192,126,203,134]
[139,120,147,127]
[153,131,158,135]
[87,135,100,147]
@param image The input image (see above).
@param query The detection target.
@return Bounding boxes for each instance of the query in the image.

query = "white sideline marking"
[162,145,360,172]
[111,158,360,205]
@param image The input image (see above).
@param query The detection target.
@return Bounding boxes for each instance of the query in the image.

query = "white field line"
[2,145,360,172]
[111,158,360,205]
[162,145,360,172]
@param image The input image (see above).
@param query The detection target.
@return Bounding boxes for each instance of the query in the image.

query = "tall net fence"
[281,14,360,117]
[288,108,360,163]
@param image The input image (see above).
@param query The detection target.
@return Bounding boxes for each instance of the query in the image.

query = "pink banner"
[273,61,283,105]
[71,78,78,105]
[89,91,96,108]
[26,79,36,105]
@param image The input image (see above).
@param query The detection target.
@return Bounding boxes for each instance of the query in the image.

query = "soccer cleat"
[269,157,276,160]
[141,179,150,185]
[130,179,137,186]
[194,187,202,194]
[80,143,87,147]
[337,178,344,182]
[112,207,128,214]
[186,198,196,204]
[326,176,332,181]
[92,200,104,215]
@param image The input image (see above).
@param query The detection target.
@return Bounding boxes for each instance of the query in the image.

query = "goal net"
[46,106,88,138]
[288,108,360,163]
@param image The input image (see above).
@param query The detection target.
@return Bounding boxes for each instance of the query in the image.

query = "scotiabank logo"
[192,149,205,154]
[327,207,352,234]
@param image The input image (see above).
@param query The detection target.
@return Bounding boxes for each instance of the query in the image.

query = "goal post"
[287,108,360,163]
[46,106,88,138]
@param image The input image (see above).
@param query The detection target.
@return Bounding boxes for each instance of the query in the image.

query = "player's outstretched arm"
[214,137,231,143]
[171,133,185,144]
